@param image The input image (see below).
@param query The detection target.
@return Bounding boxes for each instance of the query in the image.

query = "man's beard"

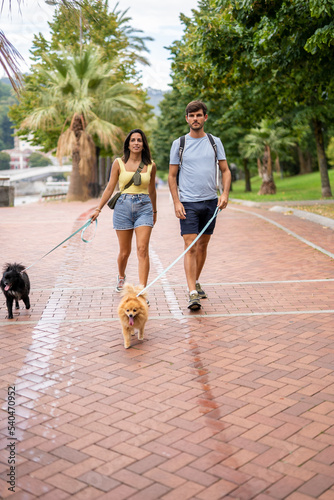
[190,122,203,130]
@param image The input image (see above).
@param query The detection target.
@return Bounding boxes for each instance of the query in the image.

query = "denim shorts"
[113,194,153,230]
[180,198,218,236]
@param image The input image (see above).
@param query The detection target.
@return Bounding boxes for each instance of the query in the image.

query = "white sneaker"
[115,275,126,292]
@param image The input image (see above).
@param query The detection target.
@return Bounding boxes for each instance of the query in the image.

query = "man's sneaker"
[188,291,201,311]
[115,275,126,292]
[196,282,207,299]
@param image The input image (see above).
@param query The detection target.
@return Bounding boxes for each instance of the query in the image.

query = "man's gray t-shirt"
[170,133,226,202]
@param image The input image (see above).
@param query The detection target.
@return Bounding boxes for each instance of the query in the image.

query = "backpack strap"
[206,133,223,195]
[178,135,186,165]
[179,133,217,163]
[206,133,218,163]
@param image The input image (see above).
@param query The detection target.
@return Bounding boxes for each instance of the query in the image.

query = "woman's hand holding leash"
[91,208,101,223]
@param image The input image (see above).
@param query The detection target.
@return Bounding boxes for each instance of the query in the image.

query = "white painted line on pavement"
[2,309,333,325]
[150,247,183,320]
[28,278,334,292]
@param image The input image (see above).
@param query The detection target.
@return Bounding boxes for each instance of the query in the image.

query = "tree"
[0,151,10,170]
[20,48,144,201]
[152,88,191,173]
[230,0,334,197]
[9,0,152,154]
[162,1,266,192]
[160,0,333,197]
[240,120,296,194]
[28,153,52,168]
[30,0,153,83]
[0,79,15,150]
[327,137,334,167]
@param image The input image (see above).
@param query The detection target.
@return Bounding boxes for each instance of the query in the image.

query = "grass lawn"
[231,170,334,202]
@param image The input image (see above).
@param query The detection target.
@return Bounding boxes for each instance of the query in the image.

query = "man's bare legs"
[183,233,211,292]
[135,225,152,286]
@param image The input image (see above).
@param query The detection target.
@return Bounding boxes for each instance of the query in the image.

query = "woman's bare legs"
[135,226,152,286]
[116,229,134,278]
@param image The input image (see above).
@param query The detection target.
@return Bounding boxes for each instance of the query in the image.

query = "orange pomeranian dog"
[117,283,149,349]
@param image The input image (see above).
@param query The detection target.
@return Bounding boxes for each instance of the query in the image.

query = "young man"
[168,100,231,310]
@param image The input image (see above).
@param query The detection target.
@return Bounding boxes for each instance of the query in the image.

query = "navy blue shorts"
[180,198,218,236]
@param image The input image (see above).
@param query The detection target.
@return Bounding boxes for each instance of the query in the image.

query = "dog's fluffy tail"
[121,282,147,300]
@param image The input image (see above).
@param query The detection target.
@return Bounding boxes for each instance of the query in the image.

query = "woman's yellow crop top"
[118,158,153,194]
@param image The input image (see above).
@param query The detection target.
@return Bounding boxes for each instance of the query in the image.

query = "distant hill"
[0,77,12,88]
[146,88,165,116]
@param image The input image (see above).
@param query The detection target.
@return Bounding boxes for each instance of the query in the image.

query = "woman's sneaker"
[115,275,126,292]
[196,282,207,299]
[188,291,201,310]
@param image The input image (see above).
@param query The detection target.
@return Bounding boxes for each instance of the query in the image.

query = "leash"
[137,207,221,297]
[23,219,97,272]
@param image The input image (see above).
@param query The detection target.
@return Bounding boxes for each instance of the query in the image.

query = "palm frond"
[0,29,22,94]
[65,96,95,119]
[57,127,76,163]
[86,117,123,150]
[21,105,60,130]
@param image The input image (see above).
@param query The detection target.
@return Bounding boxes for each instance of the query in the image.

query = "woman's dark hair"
[123,129,152,165]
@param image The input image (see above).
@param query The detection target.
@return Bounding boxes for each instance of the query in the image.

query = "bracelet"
[95,208,101,212]
[153,211,157,213]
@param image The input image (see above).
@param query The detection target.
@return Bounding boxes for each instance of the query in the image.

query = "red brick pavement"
[0,189,333,499]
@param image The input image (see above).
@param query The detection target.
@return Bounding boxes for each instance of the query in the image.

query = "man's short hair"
[185,100,207,116]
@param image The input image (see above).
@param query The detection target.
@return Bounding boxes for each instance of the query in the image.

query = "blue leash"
[137,207,221,296]
[24,218,97,272]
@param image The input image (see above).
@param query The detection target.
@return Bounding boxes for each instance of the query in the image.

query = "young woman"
[91,129,157,292]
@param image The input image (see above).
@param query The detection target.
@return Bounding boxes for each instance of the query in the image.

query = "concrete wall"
[0,186,15,207]
[13,181,46,196]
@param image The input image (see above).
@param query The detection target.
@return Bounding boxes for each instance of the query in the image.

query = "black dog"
[1,263,30,319]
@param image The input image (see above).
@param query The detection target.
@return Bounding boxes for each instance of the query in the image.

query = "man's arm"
[168,164,186,219]
[218,159,232,210]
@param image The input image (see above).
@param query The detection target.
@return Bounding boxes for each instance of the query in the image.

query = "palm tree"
[21,47,142,201]
[240,119,296,195]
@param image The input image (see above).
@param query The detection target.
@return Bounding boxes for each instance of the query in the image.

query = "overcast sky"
[1,0,197,90]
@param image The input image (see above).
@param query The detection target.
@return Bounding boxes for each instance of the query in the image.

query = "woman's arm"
[148,162,157,225]
[91,159,120,221]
